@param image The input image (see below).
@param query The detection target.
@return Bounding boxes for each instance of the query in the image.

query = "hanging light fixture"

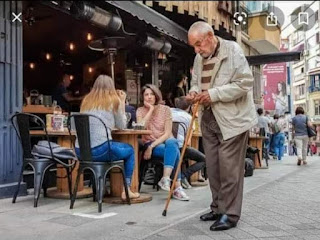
[70,2,122,32]
[87,33,92,41]
[29,62,35,69]
[45,53,51,60]
[69,42,75,51]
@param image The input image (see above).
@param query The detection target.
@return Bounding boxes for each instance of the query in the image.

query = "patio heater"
[88,36,129,81]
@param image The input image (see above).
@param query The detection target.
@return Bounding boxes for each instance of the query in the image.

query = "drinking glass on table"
[125,112,131,129]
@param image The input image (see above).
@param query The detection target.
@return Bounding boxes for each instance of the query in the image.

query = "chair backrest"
[172,121,187,140]
[10,112,52,159]
[68,113,112,161]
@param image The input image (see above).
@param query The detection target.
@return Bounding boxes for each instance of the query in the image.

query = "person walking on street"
[272,114,286,161]
[291,107,312,165]
[186,21,257,231]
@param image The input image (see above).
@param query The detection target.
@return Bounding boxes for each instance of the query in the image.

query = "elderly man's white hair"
[188,21,214,35]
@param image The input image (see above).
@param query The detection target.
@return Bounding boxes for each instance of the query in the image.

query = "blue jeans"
[75,141,135,186]
[147,138,181,180]
[273,133,285,160]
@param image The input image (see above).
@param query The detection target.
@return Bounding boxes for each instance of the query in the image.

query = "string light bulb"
[45,53,51,60]
[87,33,92,41]
[70,75,74,80]
[69,42,75,51]
[29,63,35,69]
[88,67,93,73]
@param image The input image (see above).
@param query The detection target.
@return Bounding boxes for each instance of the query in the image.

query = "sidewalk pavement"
[0,155,319,240]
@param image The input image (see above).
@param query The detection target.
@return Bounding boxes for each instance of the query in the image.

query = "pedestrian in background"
[291,107,312,165]
[272,114,286,160]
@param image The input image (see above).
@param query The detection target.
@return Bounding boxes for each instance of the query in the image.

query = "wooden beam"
[188,1,195,16]
[165,2,173,12]
[158,1,166,7]
[207,1,214,26]
[198,1,204,19]
[145,1,153,7]
[178,1,184,14]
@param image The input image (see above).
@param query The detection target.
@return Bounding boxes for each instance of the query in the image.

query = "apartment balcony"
[247,12,281,54]
[309,86,320,93]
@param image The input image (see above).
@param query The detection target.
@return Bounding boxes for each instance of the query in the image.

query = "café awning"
[246,51,302,66]
[105,1,188,44]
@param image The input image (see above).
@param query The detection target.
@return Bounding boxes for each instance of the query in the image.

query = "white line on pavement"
[73,212,118,219]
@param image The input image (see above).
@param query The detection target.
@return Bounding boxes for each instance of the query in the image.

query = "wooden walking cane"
[162,101,200,216]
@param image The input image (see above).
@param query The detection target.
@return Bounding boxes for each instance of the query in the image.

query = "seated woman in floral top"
[136,84,189,201]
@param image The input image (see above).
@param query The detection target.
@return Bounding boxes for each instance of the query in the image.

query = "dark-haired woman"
[137,84,189,201]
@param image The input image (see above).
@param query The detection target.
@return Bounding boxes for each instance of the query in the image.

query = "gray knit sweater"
[75,109,126,148]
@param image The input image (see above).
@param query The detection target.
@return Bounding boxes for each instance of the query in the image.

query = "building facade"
[283,1,320,142]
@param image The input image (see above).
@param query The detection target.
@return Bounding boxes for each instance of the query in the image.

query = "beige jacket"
[190,37,258,140]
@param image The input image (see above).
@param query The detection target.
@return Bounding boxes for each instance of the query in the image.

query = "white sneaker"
[181,178,192,189]
[173,186,190,201]
[158,177,171,191]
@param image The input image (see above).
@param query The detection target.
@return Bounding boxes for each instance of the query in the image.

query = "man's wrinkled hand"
[196,91,211,104]
[186,91,198,103]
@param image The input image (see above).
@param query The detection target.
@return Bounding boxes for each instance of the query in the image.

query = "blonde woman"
[137,84,189,201]
[75,75,139,200]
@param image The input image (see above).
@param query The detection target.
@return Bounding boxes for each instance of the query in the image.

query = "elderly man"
[186,21,257,231]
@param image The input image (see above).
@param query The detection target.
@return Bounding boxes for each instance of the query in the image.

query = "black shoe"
[200,211,221,221]
[210,214,237,231]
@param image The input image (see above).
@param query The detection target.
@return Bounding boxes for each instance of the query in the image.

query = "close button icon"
[12,12,22,23]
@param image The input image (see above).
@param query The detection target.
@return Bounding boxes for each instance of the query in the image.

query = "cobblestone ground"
[144,156,320,240]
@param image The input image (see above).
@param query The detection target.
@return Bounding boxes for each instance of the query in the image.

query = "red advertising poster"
[263,63,287,115]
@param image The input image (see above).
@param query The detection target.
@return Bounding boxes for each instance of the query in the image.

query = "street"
[0,155,320,240]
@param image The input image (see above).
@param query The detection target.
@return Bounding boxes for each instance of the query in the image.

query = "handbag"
[306,117,316,138]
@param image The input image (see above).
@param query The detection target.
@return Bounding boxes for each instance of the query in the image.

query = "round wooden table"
[30,129,153,203]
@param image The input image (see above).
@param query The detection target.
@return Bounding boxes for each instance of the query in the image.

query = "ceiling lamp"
[70,2,122,32]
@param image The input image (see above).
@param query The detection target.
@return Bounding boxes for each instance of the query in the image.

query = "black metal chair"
[68,113,130,212]
[11,112,76,207]
[138,121,187,191]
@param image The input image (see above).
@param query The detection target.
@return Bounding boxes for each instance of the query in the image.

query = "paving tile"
[255,225,282,231]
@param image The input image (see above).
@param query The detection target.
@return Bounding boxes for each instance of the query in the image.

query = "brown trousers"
[201,108,249,222]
